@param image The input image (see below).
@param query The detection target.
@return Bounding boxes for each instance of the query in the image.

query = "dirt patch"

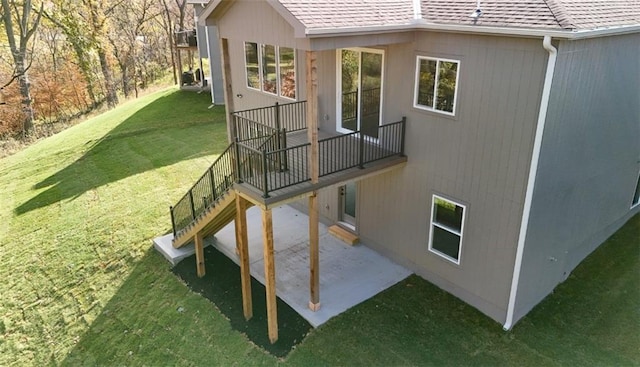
[172,245,312,358]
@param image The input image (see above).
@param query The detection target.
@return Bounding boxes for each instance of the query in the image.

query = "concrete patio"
[155,204,411,327]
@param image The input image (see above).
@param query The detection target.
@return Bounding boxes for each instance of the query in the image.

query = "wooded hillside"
[1,0,195,138]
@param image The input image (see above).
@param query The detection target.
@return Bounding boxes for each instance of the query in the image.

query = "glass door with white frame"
[337,48,384,139]
[339,182,357,229]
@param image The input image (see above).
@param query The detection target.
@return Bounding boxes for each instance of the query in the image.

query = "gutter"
[503,35,557,331]
[304,22,640,41]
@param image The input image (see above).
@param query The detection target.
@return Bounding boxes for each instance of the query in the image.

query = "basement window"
[244,41,296,100]
[414,56,460,115]
[429,195,465,264]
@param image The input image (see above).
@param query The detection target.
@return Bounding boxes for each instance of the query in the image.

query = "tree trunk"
[161,0,178,85]
[1,0,40,136]
[97,47,119,108]
[15,53,35,134]
[70,41,98,107]
[121,63,130,98]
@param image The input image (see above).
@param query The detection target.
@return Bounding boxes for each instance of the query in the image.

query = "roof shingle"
[276,0,640,32]
[279,0,414,29]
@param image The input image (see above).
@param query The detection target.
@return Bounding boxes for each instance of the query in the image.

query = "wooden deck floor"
[236,129,407,207]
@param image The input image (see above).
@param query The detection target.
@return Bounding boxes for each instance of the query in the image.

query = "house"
[174,0,225,104]
[162,0,640,343]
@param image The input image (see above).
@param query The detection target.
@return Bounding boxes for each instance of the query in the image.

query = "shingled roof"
[421,0,640,30]
[279,0,414,29]
[276,0,640,32]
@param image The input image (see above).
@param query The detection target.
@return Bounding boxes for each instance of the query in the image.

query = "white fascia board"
[305,22,640,40]
[197,0,224,26]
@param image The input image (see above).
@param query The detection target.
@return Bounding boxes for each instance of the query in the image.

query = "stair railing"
[170,144,235,236]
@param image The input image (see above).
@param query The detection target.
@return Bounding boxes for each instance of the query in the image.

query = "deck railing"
[319,117,406,177]
[234,117,406,198]
[341,87,381,123]
[175,29,197,47]
[232,101,307,133]
[170,144,235,236]
[170,107,406,234]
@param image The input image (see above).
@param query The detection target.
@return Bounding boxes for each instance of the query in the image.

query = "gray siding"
[308,33,548,323]
[215,0,308,111]
[213,0,553,324]
[206,26,225,104]
[358,34,546,323]
[514,33,640,322]
[194,6,224,104]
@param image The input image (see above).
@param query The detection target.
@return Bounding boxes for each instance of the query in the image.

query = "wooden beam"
[306,50,321,312]
[308,192,320,311]
[176,48,183,85]
[220,37,236,144]
[306,51,319,184]
[262,208,278,343]
[235,196,253,320]
[194,231,205,278]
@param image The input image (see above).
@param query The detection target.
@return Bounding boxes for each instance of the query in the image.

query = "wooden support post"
[306,51,319,183]
[220,38,236,144]
[235,195,252,320]
[309,192,320,311]
[306,51,321,311]
[176,48,183,85]
[195,231,206,278]
[262,208,278,343]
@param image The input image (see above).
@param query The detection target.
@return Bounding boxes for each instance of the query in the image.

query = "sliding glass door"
[337,48,384,139]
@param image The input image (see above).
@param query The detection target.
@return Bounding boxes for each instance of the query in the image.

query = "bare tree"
[40,2,99,107]
[160,0,177,84]
[109,0,160,98]
[1,0,43,135]
[83,0,119,108]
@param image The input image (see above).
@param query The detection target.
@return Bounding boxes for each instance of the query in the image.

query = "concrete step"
[328,224,359,245]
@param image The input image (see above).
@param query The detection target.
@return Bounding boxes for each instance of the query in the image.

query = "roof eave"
[304,22,640,40]
[198,0,224,26]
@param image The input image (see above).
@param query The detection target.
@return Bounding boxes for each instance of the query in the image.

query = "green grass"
[1,87,638,366]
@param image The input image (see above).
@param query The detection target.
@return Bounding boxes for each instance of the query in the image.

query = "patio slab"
[207,205,412,327]
[153,233,210,266]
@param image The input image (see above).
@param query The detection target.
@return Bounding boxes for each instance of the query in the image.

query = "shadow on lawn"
[171,245,312,357]
[15,91,222,215]
[62,246,311,365]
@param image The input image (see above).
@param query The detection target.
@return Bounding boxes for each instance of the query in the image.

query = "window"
[261,44,277,94]
[244,42,296,99]
[429,195,465,264]
[414,56,460,115]
[245,42,260,89]
[632,170,640,208]
[279,47,296,99]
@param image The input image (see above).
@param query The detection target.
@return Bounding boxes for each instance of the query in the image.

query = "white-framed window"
[429,194,466,264]
[414,56,460,115]
[632,169,640,209]
[244,41,296,99]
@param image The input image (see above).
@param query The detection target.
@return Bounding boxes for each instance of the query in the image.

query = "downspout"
[503,35,557,330]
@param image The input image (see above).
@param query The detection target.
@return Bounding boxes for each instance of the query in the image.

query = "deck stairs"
[168,101,407,251]
[172,190,237,249]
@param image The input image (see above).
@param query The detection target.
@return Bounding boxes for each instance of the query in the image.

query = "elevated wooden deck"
[235,129,407,208]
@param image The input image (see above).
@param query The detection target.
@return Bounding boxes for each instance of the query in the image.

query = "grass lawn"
[1,87,638,366]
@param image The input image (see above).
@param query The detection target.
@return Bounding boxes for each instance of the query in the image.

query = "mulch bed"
[172,245,312,357]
